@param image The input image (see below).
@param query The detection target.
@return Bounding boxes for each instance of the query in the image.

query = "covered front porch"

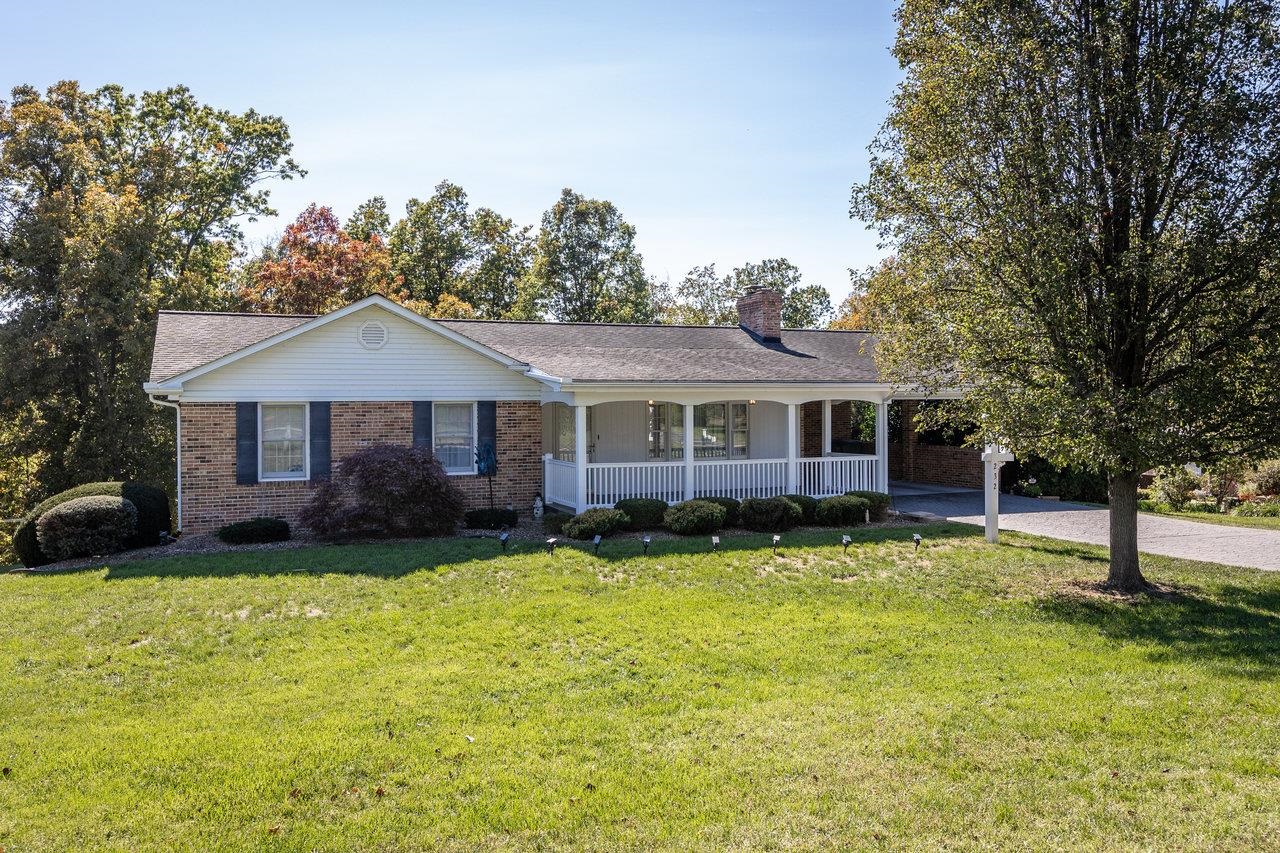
[539,389,892,512]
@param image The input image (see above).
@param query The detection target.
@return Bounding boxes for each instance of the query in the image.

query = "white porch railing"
[543,456,577,508]
[694,458,787,500]
[797,455,877,497]
[586,460,684,507]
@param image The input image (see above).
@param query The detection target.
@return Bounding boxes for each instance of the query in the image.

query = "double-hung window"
[434,402,476,474]
[259,403,308,480]
[646,402,747,460]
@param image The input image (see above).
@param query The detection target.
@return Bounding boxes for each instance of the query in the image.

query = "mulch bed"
[9,513,923,575]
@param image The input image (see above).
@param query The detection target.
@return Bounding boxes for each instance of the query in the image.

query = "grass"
[2,525,1279,850]
[1142,508,1280,530]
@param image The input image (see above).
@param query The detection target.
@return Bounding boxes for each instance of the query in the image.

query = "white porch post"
[786,403,798,493]
[574,404,588,513]
[683,403,695,501]
[821,399,832,456]
[874,400,889,493]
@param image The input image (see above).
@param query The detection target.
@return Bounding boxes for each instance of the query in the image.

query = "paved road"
[890,483,1280,572]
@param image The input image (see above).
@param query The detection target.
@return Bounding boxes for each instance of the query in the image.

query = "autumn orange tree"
[239,204,405,314]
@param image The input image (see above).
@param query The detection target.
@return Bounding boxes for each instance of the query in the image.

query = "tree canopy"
[853,0,1280,588]
[0,81,300,506]
[665,258,834,327]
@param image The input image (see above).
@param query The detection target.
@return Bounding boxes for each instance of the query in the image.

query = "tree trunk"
[1106,471,1147,590]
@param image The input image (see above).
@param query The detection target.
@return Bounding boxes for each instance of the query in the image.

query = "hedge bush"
[816,494,870,526]
[217,517,291,545]
[844,490,892,522]
[1235,499,1280,517]
[542,510,571,534]
[561,508,630,540]
[781,494,819,524]
[738,496,803,532]
[14,481,170,567]
[1152,467,1198,511]
[300,444,464,538]
[465,508,519,529]
[35,496,138,563]
[614,498,668,531]
[663,500,726,535]
[700,496,740,527]
[1254,460,1280,497]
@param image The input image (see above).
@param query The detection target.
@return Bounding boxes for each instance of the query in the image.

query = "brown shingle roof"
[148,310,881,385]
[438,320,881,383]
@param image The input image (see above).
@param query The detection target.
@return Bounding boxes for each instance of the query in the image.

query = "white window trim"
[646,401,750,461]
[258,402,310,482]
[434,401,478,476]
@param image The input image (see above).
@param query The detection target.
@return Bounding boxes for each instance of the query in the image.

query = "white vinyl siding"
[180,307,542,401]
[259,403,308,480]
[434,402,476,474]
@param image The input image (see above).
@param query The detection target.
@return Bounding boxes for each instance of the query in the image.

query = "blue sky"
[5,1,900,303]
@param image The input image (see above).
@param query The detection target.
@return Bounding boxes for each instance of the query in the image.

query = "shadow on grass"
[1020,543,1280,677]
[99,523,978,581]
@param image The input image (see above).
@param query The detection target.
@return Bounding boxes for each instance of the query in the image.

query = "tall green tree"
[531,188,656,323]
[345,195,390,242]
[461,207,535,319]
[668,257,833,327]
[0,81,300,503]
[853,0,1280,589]
[388,180,471,305]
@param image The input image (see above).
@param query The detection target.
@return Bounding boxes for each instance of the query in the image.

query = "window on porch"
[647,402,749,461]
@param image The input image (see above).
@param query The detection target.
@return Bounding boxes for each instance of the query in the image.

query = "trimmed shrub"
[844,490,892,522]
[35,496,137,563]
[663,500,726,535]
[1152,466,1198,511]
[816,494,870,526]
[14,481,170,567]
[217,517,291,545]
[1254,460,1280,497]
[542,510,571,534]
[781,494,819,524]
[739,496,803,532]
[300,444,464,538]
[1182,499,1218,514]
[465,508,519,529]
[614,498,668,531]
[700,496,740,527]
[1235,499,1280,517]
[562,508,629,540]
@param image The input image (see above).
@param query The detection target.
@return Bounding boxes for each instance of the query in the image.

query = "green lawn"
[2,526,1278,850]
[1143,508,1280,530]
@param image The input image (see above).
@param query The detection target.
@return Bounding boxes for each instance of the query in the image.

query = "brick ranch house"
[144,289,981,534]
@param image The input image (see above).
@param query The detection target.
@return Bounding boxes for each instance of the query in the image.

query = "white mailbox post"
[981,444,1015,543]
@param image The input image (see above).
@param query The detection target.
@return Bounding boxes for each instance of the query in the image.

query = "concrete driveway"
[890,482,1280,572]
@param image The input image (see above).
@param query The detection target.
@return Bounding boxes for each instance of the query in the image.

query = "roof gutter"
[147,393,182,533]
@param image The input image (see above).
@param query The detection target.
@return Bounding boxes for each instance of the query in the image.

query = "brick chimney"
[736,286,783,342]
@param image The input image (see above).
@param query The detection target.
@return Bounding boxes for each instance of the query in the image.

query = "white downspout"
[148,394,182,533]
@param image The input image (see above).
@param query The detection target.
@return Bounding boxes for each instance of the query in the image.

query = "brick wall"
[799,401,862,458]
[887,400,983,489]
[179,400,544,534]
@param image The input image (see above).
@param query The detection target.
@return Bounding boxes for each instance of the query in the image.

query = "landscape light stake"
[499,532,510,553]
[546,537,558,555]
[593,534,602,556]
[913,533,922,553]
[642,535,651,556]
[711,535,720,552]
[772,534,781,555]
[842,534,851,555]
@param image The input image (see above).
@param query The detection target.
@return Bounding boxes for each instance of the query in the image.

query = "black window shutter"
[478,401,497,452]
[235,402,258,485]
[309,402,331,481]
[412,401,433,449]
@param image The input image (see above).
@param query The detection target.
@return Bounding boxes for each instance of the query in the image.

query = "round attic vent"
[358,320,388,350]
